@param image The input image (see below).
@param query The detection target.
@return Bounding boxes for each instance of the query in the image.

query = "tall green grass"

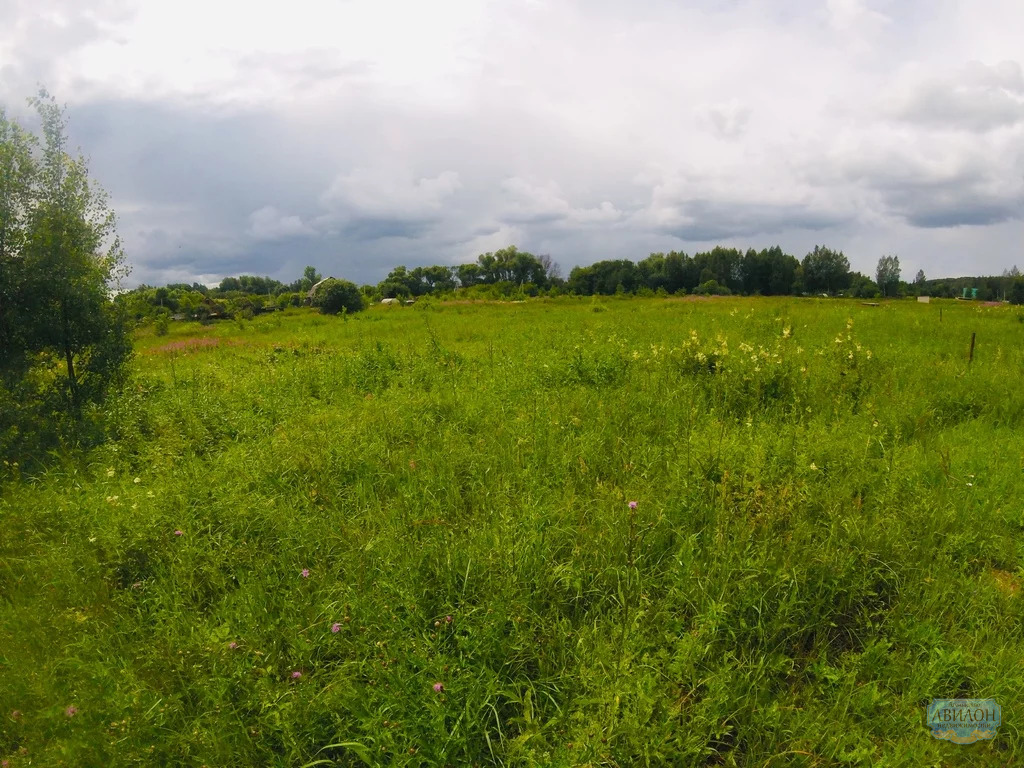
[2,297,1022,766]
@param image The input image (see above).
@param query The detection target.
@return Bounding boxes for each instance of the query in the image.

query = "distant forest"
[119,245,1024,322]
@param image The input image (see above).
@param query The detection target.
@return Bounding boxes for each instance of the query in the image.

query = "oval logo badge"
[928,699,1001,744]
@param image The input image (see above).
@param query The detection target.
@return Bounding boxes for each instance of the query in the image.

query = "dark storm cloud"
[889,191,1023,229]
[339,218,435,241]
[69,99,332,214]
[59,98,469,284]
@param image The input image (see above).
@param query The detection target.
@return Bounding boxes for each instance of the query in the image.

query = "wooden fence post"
[968,332,976,364]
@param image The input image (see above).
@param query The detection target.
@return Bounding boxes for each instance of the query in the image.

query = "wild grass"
[2,296,1023,766]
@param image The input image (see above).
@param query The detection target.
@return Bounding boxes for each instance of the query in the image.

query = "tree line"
[125,243,1024,326]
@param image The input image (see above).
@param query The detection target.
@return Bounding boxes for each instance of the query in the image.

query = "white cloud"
[247,206,314,240]
[826,0,891,34]
[319,169,462,223]
[697,100,753,140]
[499,177,621,226]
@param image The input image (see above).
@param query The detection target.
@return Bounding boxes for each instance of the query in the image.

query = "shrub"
[315,279,365,315]
[694,279,731,296]
[153,309,171,336]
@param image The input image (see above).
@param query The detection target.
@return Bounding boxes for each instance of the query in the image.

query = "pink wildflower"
[291,671,302,679]
[628,501,638,509]
[433,682,444,693]
[300,568,310,578]
[228,641,238,650]
[174,529,183,536]
[65,705,77,717]
[331,623,342,633]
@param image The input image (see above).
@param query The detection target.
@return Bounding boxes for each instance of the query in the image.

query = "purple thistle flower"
[174,529,184,536]
[628,501,638,509]
[291,670,302,679]
[433,682,444,693]
[331,623,342,633]
[300,568,310,578]
[65,705,77,717]
[444,615,453,624]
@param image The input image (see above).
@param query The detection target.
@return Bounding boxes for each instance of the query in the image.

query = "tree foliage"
[1,91,130,457]
[314,278,365,315]
[802,246,851,295]
[875,255,901,297]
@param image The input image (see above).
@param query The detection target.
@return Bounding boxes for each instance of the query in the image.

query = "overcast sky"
[2,0,1022,287]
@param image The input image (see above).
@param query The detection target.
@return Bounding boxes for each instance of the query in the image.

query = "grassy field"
[2,296,1023,767]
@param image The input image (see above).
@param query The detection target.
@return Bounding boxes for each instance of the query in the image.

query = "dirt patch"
[147,337,223,355]
[991,569,1021,597]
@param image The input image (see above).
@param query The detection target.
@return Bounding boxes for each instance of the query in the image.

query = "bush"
[694,279,731,296]
[315,279,365,315]
[850,275,881,299]
[153,309,171,336]
[276,292,302,309]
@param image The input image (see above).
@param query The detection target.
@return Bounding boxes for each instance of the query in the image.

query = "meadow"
[1,296,1022,767]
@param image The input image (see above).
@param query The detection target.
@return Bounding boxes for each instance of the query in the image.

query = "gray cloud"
[831,139,1024,229]
[3,0,1024,287]
[888,60,1024,132]
[697,100,753,140]
[232,50,373,90]
[247,207,314,240]
[498,177,621,226]
[647,199,848,242]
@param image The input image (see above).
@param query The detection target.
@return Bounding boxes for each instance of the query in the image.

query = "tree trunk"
[61,300,78,411]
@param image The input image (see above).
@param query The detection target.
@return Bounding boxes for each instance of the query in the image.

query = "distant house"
[307,278,334,301]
